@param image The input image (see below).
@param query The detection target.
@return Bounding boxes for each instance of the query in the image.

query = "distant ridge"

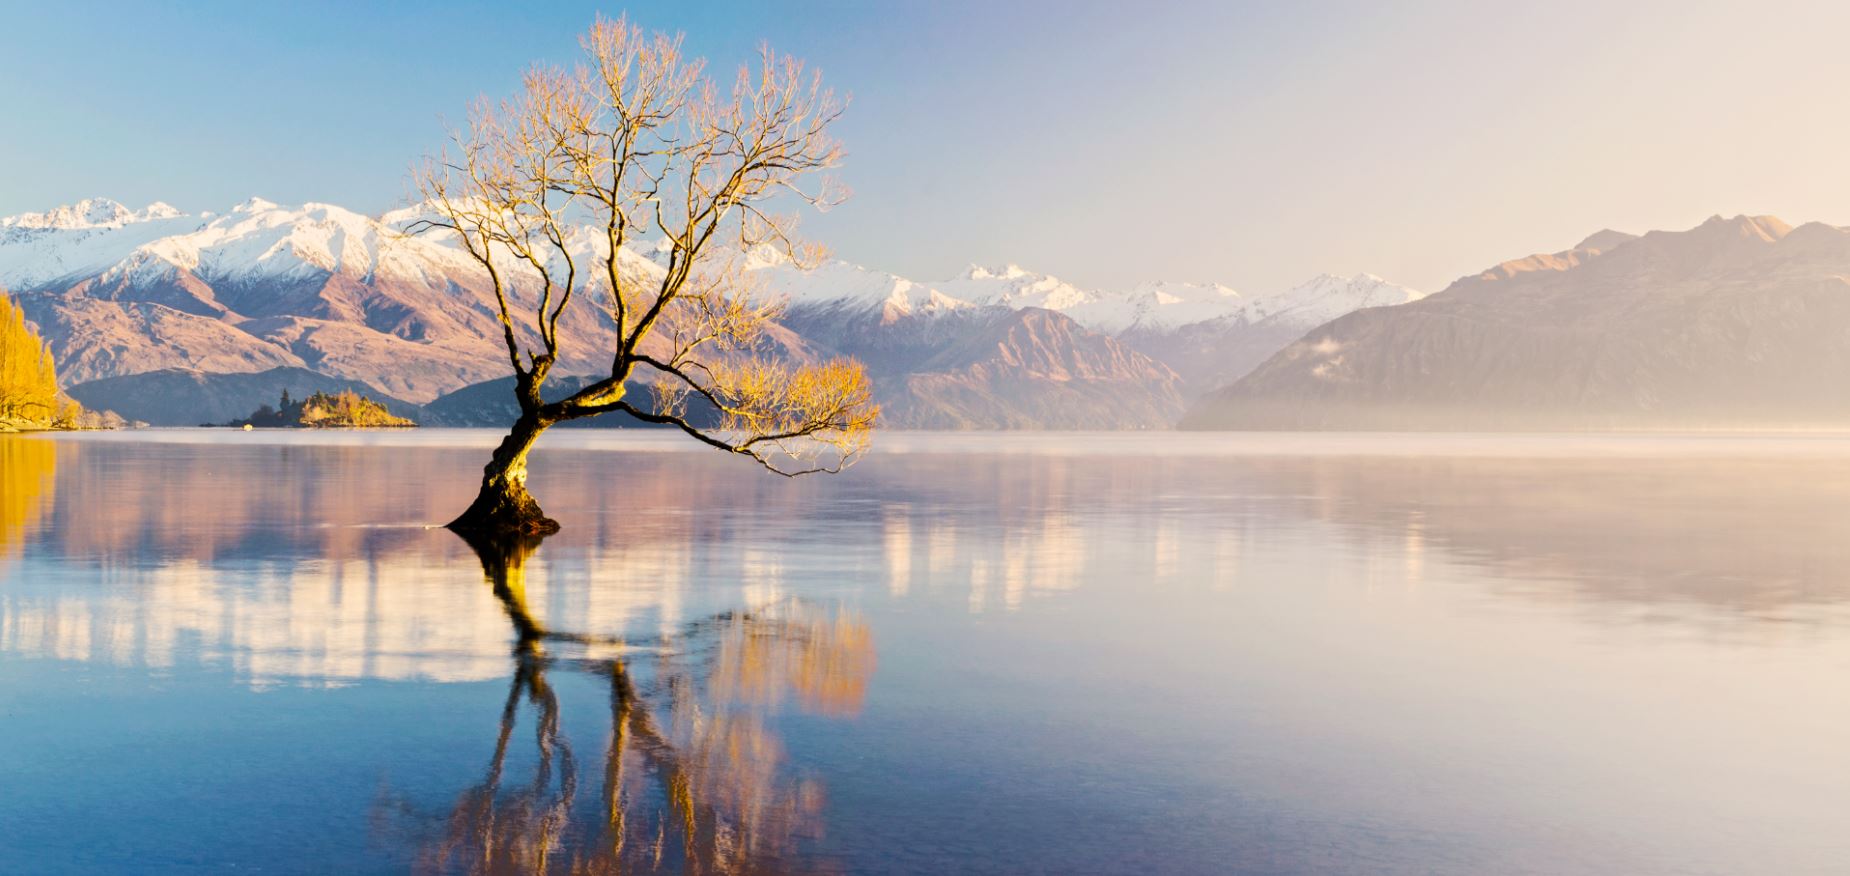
[67,367,417,427]
[1183,214,1850,430]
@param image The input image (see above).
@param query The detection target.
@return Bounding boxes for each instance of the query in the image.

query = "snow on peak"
[758,251,1420,336]
[963,263,1036,281]
[0,194,1424,341]
[0,198,190,231]
[71,198,132,226]
[1067,280,1245,333]
[1235,272,1425,328]
[742,242,793,270]
[0,196,474,291]
[742,254,972,319]
[0,198,208,289]
[937,264,1092,311]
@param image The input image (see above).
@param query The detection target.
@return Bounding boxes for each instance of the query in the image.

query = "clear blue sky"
[6,0,1850,292]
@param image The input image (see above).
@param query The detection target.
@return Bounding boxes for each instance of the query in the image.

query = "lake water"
[3,430,1850,874]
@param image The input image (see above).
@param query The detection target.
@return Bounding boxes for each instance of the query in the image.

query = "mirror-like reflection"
[372,531,870,875]
[1243,454,1850,618]
[6,431,1850,874]
[0,435,54,562]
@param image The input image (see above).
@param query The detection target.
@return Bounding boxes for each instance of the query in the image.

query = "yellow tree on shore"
[0,291,59,423]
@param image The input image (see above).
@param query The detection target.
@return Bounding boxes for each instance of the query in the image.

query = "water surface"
[3,430,1849,874]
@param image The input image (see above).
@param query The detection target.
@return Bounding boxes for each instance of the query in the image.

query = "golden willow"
[0,290,59,424]
[414,16,878,535]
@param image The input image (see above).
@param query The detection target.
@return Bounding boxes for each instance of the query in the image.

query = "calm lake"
[3,430,1849,874]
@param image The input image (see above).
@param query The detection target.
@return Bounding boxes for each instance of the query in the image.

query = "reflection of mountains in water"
[9,436,1850,685]
[1242,451,1850,619]
[6,468,877,873]
[0,438,1113,685]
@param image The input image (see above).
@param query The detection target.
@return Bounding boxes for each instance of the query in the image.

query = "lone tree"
[414,16,877,535]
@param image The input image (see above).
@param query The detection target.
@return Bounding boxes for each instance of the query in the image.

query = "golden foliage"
[709,602,876,718]
[0,291,59,424]
[413,14,876,480]
[295,390,416,428]
[0,437,55,562]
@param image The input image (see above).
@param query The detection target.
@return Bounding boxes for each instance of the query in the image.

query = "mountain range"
[0,197,1422,428]
[1183,214,1850,430]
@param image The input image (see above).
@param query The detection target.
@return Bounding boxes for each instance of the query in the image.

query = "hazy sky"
[6,0,1850,292]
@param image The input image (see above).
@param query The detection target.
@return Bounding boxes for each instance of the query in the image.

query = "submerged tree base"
[446,485,561,536]
[450,413,559,535]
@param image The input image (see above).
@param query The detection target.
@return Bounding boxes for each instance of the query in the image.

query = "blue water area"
[3,430,1850,874]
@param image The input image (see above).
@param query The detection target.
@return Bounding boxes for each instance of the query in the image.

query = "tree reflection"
[383,530,873,874]
[0,436,55,562]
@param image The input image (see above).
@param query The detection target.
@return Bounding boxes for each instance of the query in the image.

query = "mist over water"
[3,431,1849,874]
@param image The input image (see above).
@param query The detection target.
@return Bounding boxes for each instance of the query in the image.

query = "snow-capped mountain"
[0,197,642,403]
[1066,280,1245,334]
[759,257,1423,393]
[738,252,978,320]
[1,197,1422,427]
[0,197,183,232]
[759,258,1418,336]
[1106,272,1425,393]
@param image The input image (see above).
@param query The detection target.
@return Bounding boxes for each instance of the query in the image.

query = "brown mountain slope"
[6,199,1190,427]
[1183,215,1850,430]
[879,309,1184,429]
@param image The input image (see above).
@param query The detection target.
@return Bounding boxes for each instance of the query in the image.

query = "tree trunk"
[448,412,560,535]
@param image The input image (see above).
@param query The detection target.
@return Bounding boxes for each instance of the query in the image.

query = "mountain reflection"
[1244,454,1850,616]
[0,439,1122,685]
[9,435,1850,686]
[377,531,869,875]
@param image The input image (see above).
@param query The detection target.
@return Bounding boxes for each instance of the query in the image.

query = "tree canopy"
[416,15,879,533]
[0,291,59,424]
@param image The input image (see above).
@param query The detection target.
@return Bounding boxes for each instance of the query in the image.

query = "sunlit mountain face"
[1,198,1423,428]
[1187,215,1850,430]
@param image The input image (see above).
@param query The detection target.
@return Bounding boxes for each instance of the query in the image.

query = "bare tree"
[414,15,878,534]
